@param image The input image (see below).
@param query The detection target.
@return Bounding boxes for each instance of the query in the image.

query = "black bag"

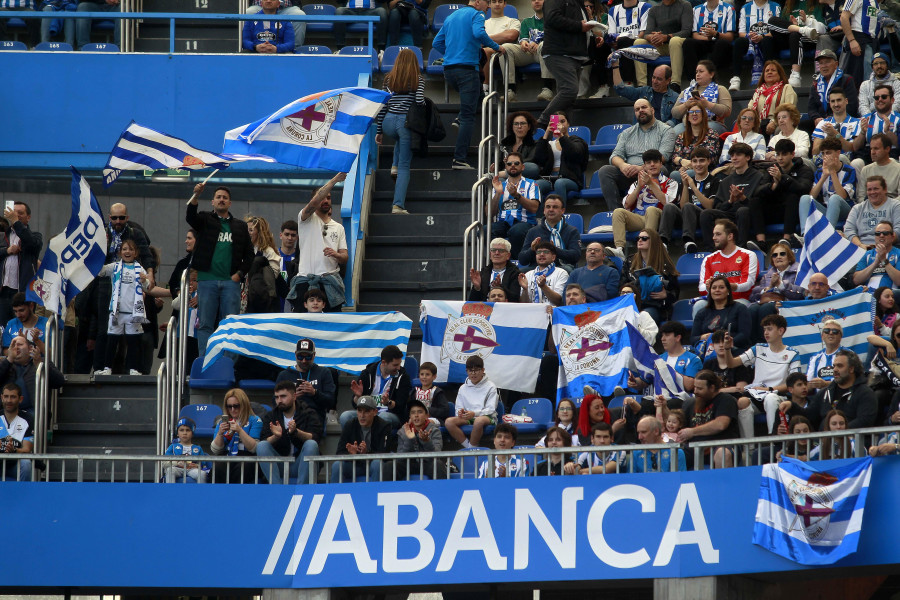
[406,97,446,157]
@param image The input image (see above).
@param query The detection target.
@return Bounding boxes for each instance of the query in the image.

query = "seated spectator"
[576,392,610,442]
[853,220,900,289]
[699,147,769,249]
[500,0,554,103]
[719,108,767,168]
[703,329,753,393]
[487,286,509,302]
[564,282,586,305]
[851,84,900,172]
[776,415,814,461]
[535,397,580,447]
[566,242,620,303]
[163,417,210,484]
[766,104,811,160]
[444,355,499,448]
[2,293,48,352]
[247,0,306,48]
[534,111,589,203]
[868,435,900,456]
[859,53,900,116]
[776,373,824,432]
[490,152,540,259]
[810,408,852,459]
[810,87,860,159]
[799,137,858,234]
[671,61,732,135]
[577,422,618,474]
[767,9,819,88]
[806,51,859,128]
[257,381,323,485]
[576,0,614,100]
[606,0,652,87]
[499,111,541,179]
[39,0,76,46]
[0,334,64,414]
[624,228,679,323]
[844,176,900,249]
[332,395,392,482]
[748,62,799,135]
[344,345,411,429]
[482,0,521,93]
[618,281,660,344]
[748,241,805,342]
[814,350,877,428]
[393,398,446,480]
[612,64,678,126]
[242,0,295,53]
[518,242,567,305]
[856,134,900,204]
[671,370,738,467]
[0,382,32,482]
[210,389,263,484]
[874,286,899,335]
[518,195,581,270]
[387,0,429,47]
[659,321,702,392]
[410,361,450,422]
[730,0,781,91]
[670,100,722,182]
[695,219,760,312]
[75,0,120,50]
[275,338,337,425]
[624,415,687,472]
[660,407,685,442]
[691,275,752,352]
[606,149,677,261]
[469,238,522,302]
[662,149,718,253]
[334,0,387,50]
[536,426,578,475]
[755,139,814,251]
[680,0,735,87]
[631,0,691,89]
[805,272,836,299]
[478,422,528,477]
[596,99,677,212]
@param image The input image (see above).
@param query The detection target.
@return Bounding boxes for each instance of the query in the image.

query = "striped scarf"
[531,263,556,303]
[109,260,146,324]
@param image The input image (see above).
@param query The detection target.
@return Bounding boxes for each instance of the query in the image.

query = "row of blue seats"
[301,2,519,35]
[0,40,116,51]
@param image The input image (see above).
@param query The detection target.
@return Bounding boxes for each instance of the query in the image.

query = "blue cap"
[176,417,196,432]
[872,52,890,64]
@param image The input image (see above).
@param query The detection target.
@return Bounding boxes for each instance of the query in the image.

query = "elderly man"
[595,99,677,212]
[844,176,900,248]
[806,319,846,390]
[611,64,679,125]
[807,50,859,125]
[816,350,876,428]
[469,238,522,302]
[565,242,620,302]
[853,220,900,289]
[622,416,686,472]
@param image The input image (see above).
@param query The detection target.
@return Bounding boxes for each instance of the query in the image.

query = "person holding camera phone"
[0,382,33,482]
[275,338,337,427]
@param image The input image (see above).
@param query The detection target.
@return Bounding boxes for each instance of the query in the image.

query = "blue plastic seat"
[533,128,545,141]
[671,299,694,329]
[304,4,336,32]
[450,447,489,479]
[508,397,552,434]
[589,124,630,155]
[581,211,614,245]
[239,378,276,392]
[381,44,424,72]
[81,42,118,52]
[432,3,464,32]
[440,402,455,437]
[608,255,623,273]
[752,249,766,273]
[568,125,591,146]
[295,44,332,54]
[426,47,444,76]
[189,356,235,390]
[35,41,72,51]
[513,445,537,475]
[578,171,605,201]
[404,355,419,378]
[338,45,377,71]
[676,252,710,286]
[562,212,584,233]
[0,41,27,51]
[179,404,224,438]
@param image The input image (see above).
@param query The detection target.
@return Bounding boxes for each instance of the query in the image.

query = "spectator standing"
[632,0,692,88]
[0,202,42,328]
[841,0,880,86]
[536,0,592,127]
[244,215,281,314]
[247,0,306,48]
[605,0,651,86]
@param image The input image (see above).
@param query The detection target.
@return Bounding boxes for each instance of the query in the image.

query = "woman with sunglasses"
[670,99,722,185]
[717,108,766,174]
[748,241,805,343]
[210,388,263,483]
[626,228,679,323]
[499,111,540,179]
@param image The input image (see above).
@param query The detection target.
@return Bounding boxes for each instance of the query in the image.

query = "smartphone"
[549,114,560,132]
[3,201,13,213]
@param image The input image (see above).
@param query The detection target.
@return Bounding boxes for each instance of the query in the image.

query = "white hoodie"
[455,376,500,417]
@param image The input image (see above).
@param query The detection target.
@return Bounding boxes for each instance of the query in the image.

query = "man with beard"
[673,369,738,467]
[489,151,541,259]
[817,350,877,428]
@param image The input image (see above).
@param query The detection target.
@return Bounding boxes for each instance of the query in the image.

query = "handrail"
[155,362,167,460]
[33,363,46,455]
[177,268,189,397]
[166,316,178,444]
[45,312,60,437]
[461,220,482,299]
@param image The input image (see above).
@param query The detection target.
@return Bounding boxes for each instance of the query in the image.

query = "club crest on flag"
[281,96,341,145]
[29,276,52,305]
[440,303,500,363]
[182,155,206,167]
[787,473,837,541]
[559,309,613,375]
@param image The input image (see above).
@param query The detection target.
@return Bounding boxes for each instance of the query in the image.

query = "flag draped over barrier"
[419,301,549,392]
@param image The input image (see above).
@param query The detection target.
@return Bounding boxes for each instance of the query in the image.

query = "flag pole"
[186,169,221,205]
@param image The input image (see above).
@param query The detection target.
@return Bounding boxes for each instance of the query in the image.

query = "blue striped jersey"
[813,165,857,201]
[497,177,540,225]
[861,111,900,143]
[811,115,861,141]
[843,0,880,36]
[608,2,651,40]
[693,2,736,33]
[739,0,781,35]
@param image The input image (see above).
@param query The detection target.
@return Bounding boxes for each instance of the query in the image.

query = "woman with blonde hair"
[244,215,280,313]
[670,99,722,180]
[375,48,425,215]
[210,388,263,483]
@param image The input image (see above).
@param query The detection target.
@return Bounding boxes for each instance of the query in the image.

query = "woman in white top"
[716,108,767,175]
[535,398,581,447]
[766,103,811,159]
[244,215,281,313]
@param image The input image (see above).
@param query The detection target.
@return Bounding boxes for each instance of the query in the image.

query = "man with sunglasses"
[489,151,540,259]
[852,84,900,169]
[275,338,337,426]
[806,319,847,391]
[853,220,900,289]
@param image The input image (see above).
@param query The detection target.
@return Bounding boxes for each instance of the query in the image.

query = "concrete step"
[367,211,472,236]
[362,256,462,282]
[51,432,157,448]
[134,37,237,53]
[56,396,156,428]
[373,167,483,192]
[364,239,462,260]
[359,281,461,305]
[357,303,420,324]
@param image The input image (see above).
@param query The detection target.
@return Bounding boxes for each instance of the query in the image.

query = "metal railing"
[32,312,60,455]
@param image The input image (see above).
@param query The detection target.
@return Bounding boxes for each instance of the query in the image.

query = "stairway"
[134,0,241,53]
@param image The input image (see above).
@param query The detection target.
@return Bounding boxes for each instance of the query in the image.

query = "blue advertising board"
[3,458,900,589]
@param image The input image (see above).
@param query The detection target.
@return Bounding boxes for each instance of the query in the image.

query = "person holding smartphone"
[275,338,337,427]
[0,201,42,329]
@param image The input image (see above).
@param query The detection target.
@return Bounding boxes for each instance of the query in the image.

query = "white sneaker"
[94,368,112,376]
[590,84,610,99]
[729,76,741,91]
[788,70,802,87]
[390,165,398,179]
[798,26,819,41]
[129,369,142,376]
[506,88,517,103]
[537,87,554,102]
[605,246,626,260]
[391,205,409,214]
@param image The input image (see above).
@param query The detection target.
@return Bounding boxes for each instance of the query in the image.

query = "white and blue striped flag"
[606,43,661,67]
[102,122,277,187]
[780,288,873,369]
[795,200,866,288]
[754,456,873,565]
[202,312,412,374]
[552,296,640,402]
[625,321,685,398]
[223,87,391,173]
[419,301,550,392]
[26,168,106,317]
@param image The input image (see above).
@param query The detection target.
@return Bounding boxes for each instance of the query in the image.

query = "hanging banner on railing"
[4,458,900,589]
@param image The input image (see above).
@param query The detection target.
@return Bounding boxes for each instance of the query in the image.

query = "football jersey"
[740,343,802,387]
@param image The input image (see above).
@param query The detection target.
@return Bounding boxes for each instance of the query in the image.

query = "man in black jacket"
[0,201,43,326]
[332,395,393,482]
[275,338,337,425]
[817,350,877,429]
[342,345,411,429]
[468,238,522,302]
[751,139,814,253]
[537,0,592,128]
[186,183,254,356]
[257,381,323,485]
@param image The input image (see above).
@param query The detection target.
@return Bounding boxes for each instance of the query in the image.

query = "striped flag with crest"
[795,200,866,288]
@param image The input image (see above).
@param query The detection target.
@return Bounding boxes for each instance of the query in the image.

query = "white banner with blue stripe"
[223,87,390,172]
[552,296,639,401]
[625,321,685,398]
[795,199,865,288]
[419,301,550,392]
[202,312,412,374]
[780,288,873,369]
[26,168,106,317]
[753,456,872,565]
[103,121,277,187]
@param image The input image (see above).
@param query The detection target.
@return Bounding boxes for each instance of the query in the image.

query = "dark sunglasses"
[505,161,521,166]
[109,216,127,221]
[875,94,891,100]
[322,226,328,237]
[771,251,788,257]
[822,328,841,335]
[637,235,650,241]
[296,354,315,361]
[226,403,240,410]
[875,231,893,236]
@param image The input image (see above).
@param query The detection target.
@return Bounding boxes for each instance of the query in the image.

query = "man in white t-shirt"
[483,0,521,95]
[292,173,349,312]
[518,241,567,305]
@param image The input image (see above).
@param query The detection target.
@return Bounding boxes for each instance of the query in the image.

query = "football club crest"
[281,96,341,145]
[441,303,500,363]
[559,309,614,375]
[787,472,837,541]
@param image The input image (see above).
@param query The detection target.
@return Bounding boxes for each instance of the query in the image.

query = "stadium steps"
[133,0,242,53]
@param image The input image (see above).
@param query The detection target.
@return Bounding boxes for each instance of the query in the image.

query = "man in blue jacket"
[518,194,581,270]
[242,0,296,53]
[433,0,505,170]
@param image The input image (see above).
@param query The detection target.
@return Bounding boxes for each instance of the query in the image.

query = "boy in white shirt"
[444,355,500,448]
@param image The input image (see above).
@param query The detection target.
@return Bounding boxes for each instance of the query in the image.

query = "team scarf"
[107,223,123,258]
[531,263,556,303]
[109,260,146,324]
[817,68,844,107]
[546,219,565,249]
[680,81,720,120]
[756,81,786,118]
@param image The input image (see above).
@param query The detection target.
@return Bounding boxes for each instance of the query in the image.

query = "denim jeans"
[246,5,306,47]
[388,5,425,46]
[41,5,74,45]
[382,112,412,208]
[196,278,241,356]
[75,2,120,49]
[257,439,320,485]
[2,459,31,482]
[335,5,388,47]
[798,193,852,233]
[444,66,481,162]
[537,177,580,205]
[332,458,383,482]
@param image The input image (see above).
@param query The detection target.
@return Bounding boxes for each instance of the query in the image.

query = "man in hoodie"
[753,138,813,252]
[859,53,900,116]
[257,381,323,485]
[342,345,412,428]
[332,395,393,482]
[444,355,500,448]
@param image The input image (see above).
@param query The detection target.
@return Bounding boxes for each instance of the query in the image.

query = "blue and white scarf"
[680,82,720,119]
[107,224,123,258]
[816,68,844,107]
[546,219,565,249]
[109,260,146,325]
[531,263,556,303]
